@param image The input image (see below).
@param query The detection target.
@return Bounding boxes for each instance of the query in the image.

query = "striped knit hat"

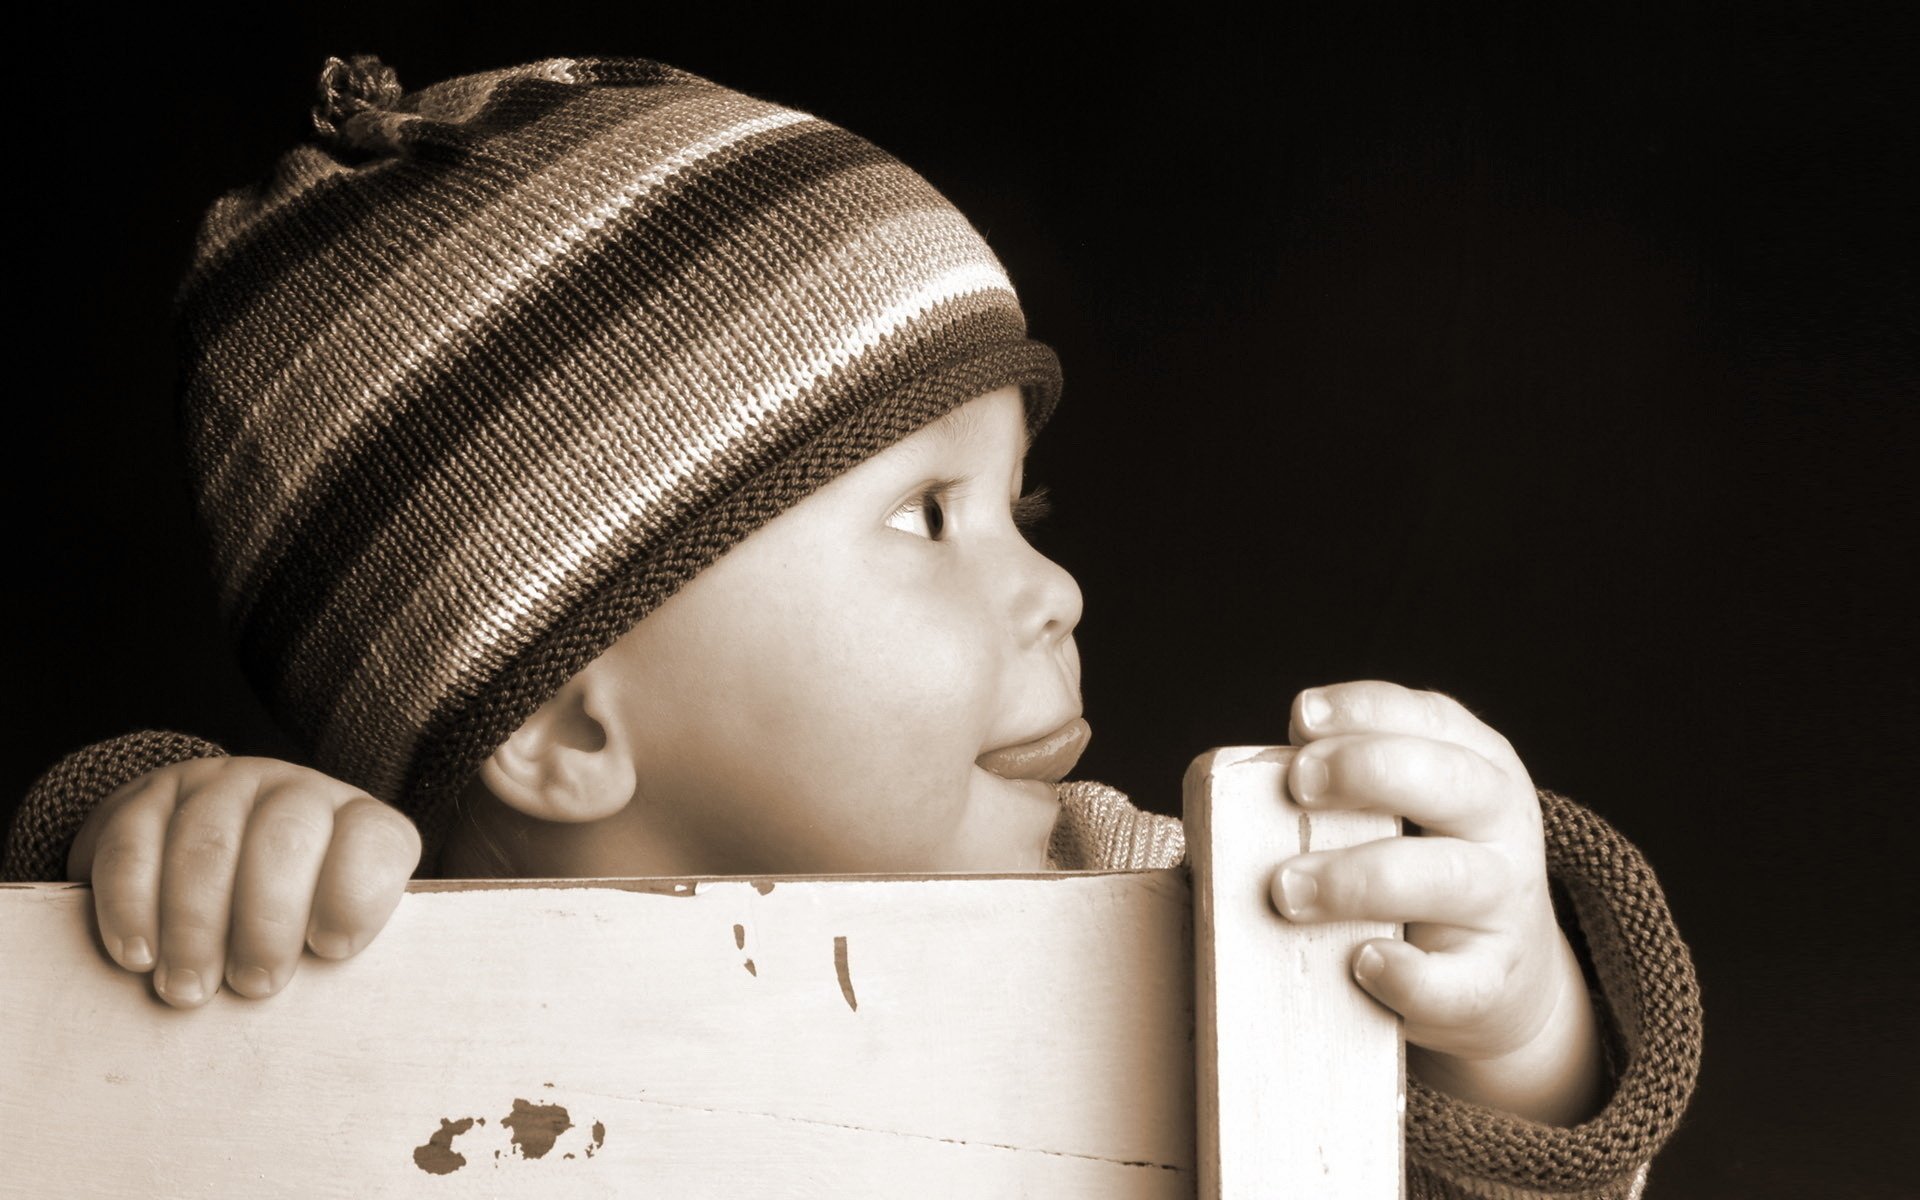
[178,54,1062,860]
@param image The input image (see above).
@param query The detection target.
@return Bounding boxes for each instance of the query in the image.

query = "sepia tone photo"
[4,8,1907,1197]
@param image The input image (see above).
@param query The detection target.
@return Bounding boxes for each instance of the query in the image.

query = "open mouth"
[975,717,1090,785]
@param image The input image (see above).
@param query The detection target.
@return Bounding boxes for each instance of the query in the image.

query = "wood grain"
[1186,746,1406,1198]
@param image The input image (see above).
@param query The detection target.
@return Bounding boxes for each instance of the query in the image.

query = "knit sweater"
[4,733,1701,1198]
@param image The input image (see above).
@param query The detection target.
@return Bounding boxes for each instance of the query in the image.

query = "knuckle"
[1428,689,1472,723]
[326,869,402,917]
[159,910,230,943]
[90,839,156,885]
[237,906,311,938]
[249,810,330,862]
[1429,847,1473,899]
[341,804,422,865]
[170,826,242,869]
[1321,854,1369,912]
[1350,737,1400,791]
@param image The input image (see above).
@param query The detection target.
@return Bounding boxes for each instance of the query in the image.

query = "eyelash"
[892,481,1053,539]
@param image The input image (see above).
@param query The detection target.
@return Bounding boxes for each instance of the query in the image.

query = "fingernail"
[229,965,275,998]
[1292,754,1329,805]
[1354,944,1385,984]
[1277,867,1318,918]
[1300,690,1333,730]
[103,934,154,970]
[309,930,353,959]
[157,967,205,1005]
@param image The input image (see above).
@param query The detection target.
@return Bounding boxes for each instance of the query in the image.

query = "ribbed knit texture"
[175,55,1062,860]
[1,738,1702,1198]
[0,732,228,881]
[1050,780,1188,870]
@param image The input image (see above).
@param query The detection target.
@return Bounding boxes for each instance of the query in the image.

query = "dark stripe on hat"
[232,121,902,717]
[176,72,680,411]
[395,335,1062,853]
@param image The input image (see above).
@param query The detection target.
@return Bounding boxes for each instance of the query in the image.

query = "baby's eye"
[886,486,948,540]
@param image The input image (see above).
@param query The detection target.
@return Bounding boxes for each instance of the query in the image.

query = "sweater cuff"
[2,732,230,882]
[1405,792,1703,1199]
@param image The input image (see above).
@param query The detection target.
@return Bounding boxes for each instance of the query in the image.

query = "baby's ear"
[480,667,636,824]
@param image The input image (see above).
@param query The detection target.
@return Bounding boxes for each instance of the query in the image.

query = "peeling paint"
[733,923,745,950]
[413,1116,476,1174]
[503,1098,573,1160]
[587,1120,606,1157]
[744,958,757,976]
[833,935,858,1011]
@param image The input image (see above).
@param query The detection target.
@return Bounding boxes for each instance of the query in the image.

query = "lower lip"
[981,768,1059,806]
[1005,777,1056,804]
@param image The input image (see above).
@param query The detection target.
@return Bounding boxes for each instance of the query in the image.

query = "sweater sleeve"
[2,732,230,883]
[1402,791,1702,1199]
[1049,780,1702,1199]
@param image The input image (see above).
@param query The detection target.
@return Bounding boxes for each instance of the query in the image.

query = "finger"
[155,779,261,1008]
[1347,936,1523,1055]
[1289,681,1521,773]
[307,797,421,959]
[85,779,181,972]
[225,787,337,999]
[1288,733,1517,842]
[1271,836,1510,928]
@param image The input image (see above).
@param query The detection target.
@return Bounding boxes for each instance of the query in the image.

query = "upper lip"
[975,716,1090,784]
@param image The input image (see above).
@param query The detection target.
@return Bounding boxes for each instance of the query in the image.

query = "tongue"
[975,717,1091,784]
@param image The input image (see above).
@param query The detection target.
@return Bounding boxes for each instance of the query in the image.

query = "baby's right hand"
[65,756,421,1009]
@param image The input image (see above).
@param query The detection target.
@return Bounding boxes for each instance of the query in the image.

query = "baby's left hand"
[1272,680,1604,1125]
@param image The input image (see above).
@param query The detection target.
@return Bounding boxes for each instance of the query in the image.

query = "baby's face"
[595,386,1085,873]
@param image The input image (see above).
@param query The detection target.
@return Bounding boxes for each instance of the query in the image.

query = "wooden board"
[1,872,1194,1197]
[1186,746,1406,1198]
[2,746,1409,1196]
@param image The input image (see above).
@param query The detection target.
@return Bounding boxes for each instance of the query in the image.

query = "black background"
[8,7,1912,1196]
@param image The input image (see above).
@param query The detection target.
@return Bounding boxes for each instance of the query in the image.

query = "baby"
[4,54,1699,1198]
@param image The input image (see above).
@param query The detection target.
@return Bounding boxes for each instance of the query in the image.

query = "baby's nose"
[1011,541,1083,648]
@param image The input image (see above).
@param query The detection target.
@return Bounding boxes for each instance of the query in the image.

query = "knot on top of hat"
[312,54,404,147]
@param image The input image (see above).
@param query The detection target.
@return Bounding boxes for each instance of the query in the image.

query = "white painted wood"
[1186,746,1406,1198]
[0,872,1193,1198]
[3,748,1413,1196]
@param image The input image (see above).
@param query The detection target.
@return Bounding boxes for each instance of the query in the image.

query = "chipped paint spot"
[564,1153,574,1160]
[733,923,745,950]
[834,935,858,1011]
[542,1082,554,1089]
[503,1098,572,1160]
[413,1117,476,1174]
[1298,811,1312,855]
[587,1120,606,1157]
[744,958,757,976]
[499,1098,564,1159]
[751,879,775,894]
[103,1071,130,1084]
